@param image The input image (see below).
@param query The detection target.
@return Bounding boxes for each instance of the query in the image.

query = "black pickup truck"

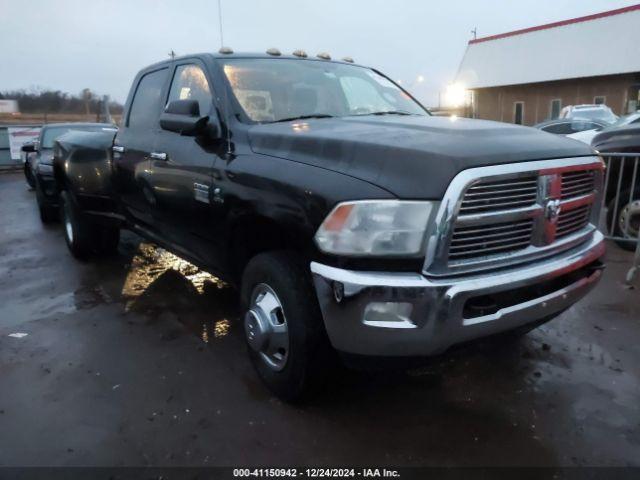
[52,51,606,401]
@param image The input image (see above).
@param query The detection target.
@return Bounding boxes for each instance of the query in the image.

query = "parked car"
[567,111,640,145]
[22,123,117,222]
[534,118,609,136]
[592,123,640,250]
[50,52,606,401]
[560,104,618,123]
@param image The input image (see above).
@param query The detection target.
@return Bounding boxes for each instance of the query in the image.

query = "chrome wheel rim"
[618,200,640,239]
[244,283,289,372]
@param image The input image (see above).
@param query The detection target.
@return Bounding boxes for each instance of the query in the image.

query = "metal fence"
[601,153,640,284]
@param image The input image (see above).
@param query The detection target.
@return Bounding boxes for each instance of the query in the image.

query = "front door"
[112,67,169,232]
[151,62,224,270]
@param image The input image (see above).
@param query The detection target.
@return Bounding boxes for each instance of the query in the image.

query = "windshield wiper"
[271,114,334,123]
[366,110,415,116]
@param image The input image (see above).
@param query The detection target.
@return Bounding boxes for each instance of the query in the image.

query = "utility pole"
[81,88,92,117]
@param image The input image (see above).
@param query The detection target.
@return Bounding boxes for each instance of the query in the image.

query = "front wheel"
[241,251,336,402]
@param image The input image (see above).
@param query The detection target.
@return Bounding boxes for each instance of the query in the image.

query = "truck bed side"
[53,129,119,218]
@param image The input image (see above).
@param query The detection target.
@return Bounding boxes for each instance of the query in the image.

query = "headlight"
[314,200,435,256]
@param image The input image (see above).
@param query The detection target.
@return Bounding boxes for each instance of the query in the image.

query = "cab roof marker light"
[266,48,281,56]
[317,52,331,60]
[292,49,308,58]
[342,56,354,63]
[218,46,234,54]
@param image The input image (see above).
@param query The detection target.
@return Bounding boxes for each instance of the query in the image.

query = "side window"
[569,121,590,133]
[543,123,572,134]
[167,64,212,116]
[594,96,606,105]
[128,68,168,130]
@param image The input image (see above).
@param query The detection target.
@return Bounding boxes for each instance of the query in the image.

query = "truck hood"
[592,123,640,153]
[248,115,594,198]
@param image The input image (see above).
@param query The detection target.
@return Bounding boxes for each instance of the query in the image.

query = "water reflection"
[120,242,236,342]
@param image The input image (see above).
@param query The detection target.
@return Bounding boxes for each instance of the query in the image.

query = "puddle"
[120,243,239,344]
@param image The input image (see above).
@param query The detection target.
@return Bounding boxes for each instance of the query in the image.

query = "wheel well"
[230,215,310,282]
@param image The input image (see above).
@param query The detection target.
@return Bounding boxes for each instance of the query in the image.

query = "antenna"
[216,0,232,156]
[217,0,225,47]
[471,27,477,40]
[168,50,176,60]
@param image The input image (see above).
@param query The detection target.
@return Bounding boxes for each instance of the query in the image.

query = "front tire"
[60,191,119,259]
[607,187,640,251]
[241,251,335,402]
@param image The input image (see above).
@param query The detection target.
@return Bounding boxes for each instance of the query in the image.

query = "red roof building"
[455,4,640,125]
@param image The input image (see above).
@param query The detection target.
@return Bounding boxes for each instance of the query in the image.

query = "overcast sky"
[1,0,638,106]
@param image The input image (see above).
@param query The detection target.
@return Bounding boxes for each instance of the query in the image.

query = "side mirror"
[160,99,210,136]
[21,144,36,153]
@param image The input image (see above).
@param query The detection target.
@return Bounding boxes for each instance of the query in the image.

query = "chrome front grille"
[556,204,591,239]
[423,157,604,277]
[561,170,595,199]
[458,176,538,214]
[449,219,534,260]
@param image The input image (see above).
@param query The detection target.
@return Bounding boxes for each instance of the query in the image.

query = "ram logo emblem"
[545,199,562,223]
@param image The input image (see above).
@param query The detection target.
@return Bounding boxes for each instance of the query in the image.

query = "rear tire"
[241,251,336,402]
[607,187,640,252]
[60,191,119,259]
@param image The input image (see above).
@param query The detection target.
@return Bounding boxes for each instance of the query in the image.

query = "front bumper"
[311,232,605,356]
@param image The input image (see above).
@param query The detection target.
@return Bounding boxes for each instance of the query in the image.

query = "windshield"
[41,125,116,149]
[568,108,616,123]
[220,58,427,123]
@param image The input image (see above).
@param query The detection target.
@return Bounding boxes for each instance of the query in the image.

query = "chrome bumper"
[310,232,605,356]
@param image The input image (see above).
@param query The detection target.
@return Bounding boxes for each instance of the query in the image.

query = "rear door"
[151,61,224,268]
[112,67,169,230]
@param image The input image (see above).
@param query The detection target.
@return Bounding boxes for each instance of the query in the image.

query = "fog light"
[362,302,415,329]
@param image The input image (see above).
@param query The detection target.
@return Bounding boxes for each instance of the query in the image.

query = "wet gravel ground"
[0,171,639,467]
